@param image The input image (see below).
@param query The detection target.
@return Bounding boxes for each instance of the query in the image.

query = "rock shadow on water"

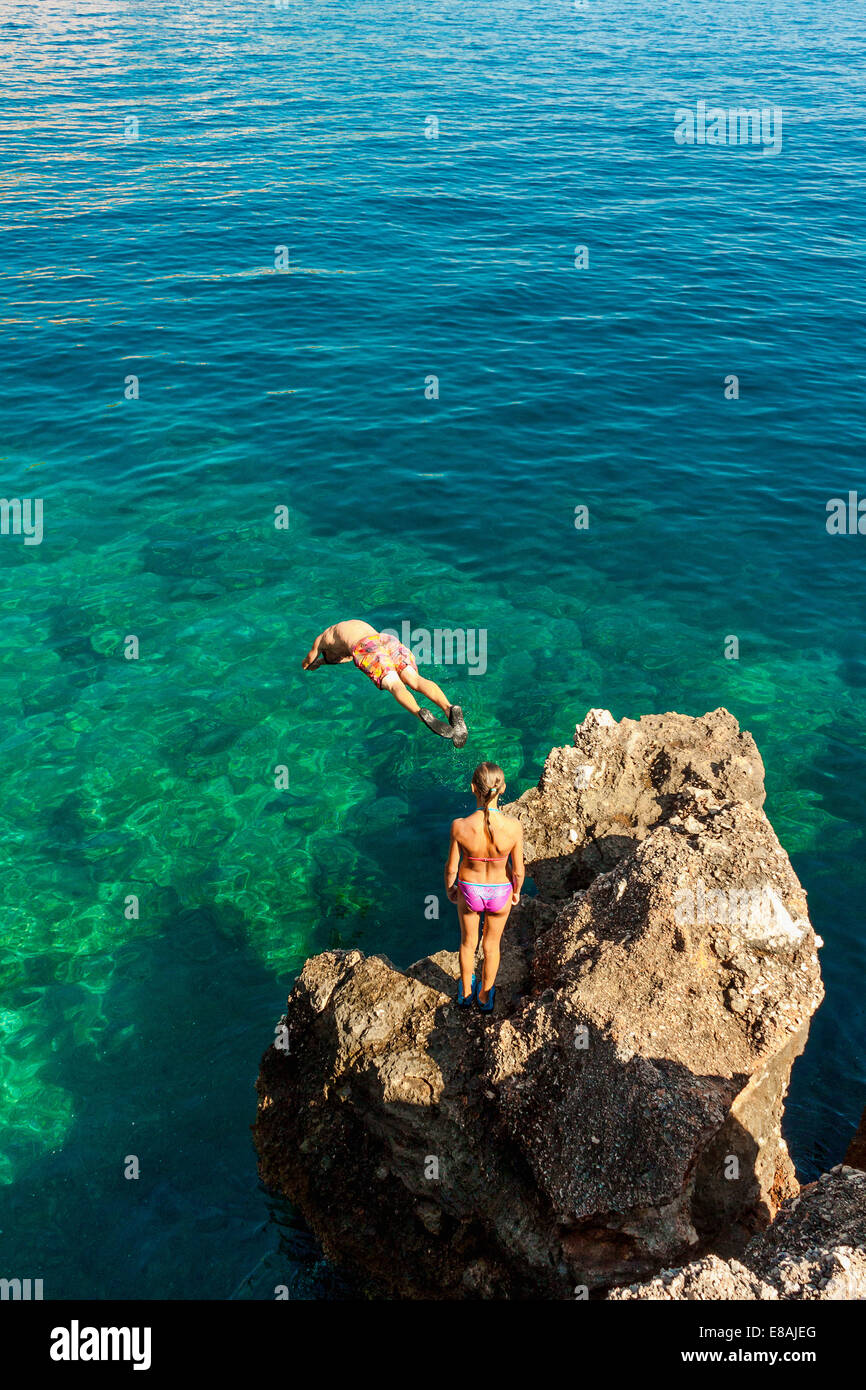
[0,899,304,1300]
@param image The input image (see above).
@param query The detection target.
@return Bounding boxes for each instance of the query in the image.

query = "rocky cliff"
[609,1168,866,1300]
[845,1105,866,1172]
[254,708,826,1298]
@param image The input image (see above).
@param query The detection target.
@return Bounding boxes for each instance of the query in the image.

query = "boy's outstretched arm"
[445,822,461,903]
[302,633,325,670]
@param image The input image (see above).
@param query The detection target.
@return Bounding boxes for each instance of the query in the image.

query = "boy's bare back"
[321,619,378,660]
[304,619,377,666]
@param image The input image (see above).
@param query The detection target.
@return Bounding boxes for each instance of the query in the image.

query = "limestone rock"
[610,1171,866,1299]
[609,1254,777,1300]
[507,706,766,897]
[253,708,824,1298]
[844,1105,866,1171]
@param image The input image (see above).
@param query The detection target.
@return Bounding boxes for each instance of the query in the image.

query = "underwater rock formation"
[253,708,824,1298]
[609,1169,866,1300]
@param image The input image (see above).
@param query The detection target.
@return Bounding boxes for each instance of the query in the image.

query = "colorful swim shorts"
[352,632,418,690]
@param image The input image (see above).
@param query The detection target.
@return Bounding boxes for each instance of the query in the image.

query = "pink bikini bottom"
[458,880,513,914]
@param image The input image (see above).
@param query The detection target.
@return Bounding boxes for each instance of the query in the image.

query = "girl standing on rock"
[445,762,524,1013]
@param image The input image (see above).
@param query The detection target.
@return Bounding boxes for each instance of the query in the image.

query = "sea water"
[1,0,865,1298]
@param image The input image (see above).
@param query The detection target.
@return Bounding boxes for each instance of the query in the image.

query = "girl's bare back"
[455,808,521,882]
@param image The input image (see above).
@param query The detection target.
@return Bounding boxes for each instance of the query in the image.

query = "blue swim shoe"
[477,983,496,1014]
[457,974,477,1008]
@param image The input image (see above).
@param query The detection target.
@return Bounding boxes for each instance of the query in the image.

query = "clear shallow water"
[1,0,865,1298]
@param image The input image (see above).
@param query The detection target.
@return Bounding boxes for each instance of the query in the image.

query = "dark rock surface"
[844,1105,866,1172]
[610,1169,866,1300]
[254,708,825,1298]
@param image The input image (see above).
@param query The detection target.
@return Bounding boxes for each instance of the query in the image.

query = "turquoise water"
[1,0,865,1298]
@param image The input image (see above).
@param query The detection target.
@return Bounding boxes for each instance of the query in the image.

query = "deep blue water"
[1,0,865,1298]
